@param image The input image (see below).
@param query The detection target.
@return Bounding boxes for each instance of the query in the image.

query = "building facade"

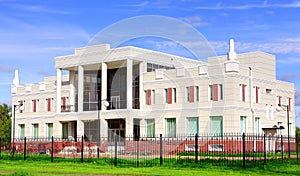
[11,40,295,141]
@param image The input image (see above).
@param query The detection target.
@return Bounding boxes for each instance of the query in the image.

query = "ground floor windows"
[146,119,155,138]
[255,117,260,134]
[32,124,39,139]
[165,118,176,137]
[62,123,68,139]
[187,117,199,136]
[18,124,25,138]
[240,116,247,134]
[210,116,223,136]
[46,123,53,139]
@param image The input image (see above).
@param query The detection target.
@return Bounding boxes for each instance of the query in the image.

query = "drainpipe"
[249,67,256,151]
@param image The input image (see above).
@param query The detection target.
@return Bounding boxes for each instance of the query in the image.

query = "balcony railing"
[61,105,75,112]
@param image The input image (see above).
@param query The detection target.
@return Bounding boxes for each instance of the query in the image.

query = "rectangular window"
[266,89,272,94]
[166,118,176,137]
[240,84,247,102]
[19,124,25,138]
[186,86,199,103]
[255,117,260,134]
[19,100,25,113]
[209,84,223,101]
[277,96,282,106]
[144,89,155,105]
[146,119,155,138]
[45,98,53,112]
[31,99,39,112]
[253,86,260,103]
[164,88,176,104]
[210,116,223,136]
[61,97,67,112]
[32,124,39,139]
[46,123,53,139]
[288,98,291,111]
[62,123,68,139]
[240,116,247,134]
[277,122,282,136]
[187,117,199,136]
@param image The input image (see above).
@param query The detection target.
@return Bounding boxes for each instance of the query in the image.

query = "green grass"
[0,159,299,175]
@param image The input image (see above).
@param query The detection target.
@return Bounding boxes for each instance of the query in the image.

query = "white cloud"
[179,16,209,27]
[194,1,300,10]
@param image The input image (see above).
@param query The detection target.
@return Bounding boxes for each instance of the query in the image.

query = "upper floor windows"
[240,84,247,102]
[186,86,199,103]
[253,86,261,103]
[147,63,174,72]
[45,98,54,112]
[209,84,223,101]
[31,99,39,112]
[144,89,155,105]
[277,96,282,106]
[164,88,176,104]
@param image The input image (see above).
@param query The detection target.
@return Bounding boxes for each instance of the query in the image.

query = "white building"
[11,39,295,141]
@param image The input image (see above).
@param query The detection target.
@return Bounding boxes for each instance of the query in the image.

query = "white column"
[139,62,145,109]
[101,63,107,110]
[56,68,62,113]
[127,59,133,109]
[69,70,75,110]
[78,65,84,113]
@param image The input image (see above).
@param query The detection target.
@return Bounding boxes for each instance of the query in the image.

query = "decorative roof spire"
[13,69,20,86]
[228,38,237,60]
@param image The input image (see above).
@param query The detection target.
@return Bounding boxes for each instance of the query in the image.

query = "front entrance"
[107,119,125,145]
[133,119,140,141]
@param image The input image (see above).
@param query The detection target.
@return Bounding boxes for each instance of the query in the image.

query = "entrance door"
[107,119,125,145]
[133,119,140,141]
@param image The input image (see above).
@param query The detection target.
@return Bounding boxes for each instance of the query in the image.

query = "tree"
[0,104,11,139]
[296,127,300,138]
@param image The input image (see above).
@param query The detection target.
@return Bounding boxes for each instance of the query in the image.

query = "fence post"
[296,133,299,164]
[195,134,198,163]
[264,134,266,164]
[160,134,163,166]
[281,135,283,164]
[242,133,245,169]
[81,136,84,163]
[137,136,139,167]
[0,138,2,158]
[114,134,117,167]
[51,136,54,162]
[24,137,26,160]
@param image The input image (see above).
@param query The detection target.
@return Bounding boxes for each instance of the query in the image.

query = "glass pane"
[188,117,198,136]
[48,123,53,138]
[166,118,176,137]
[147,119,155,137]
[211,116,222,136]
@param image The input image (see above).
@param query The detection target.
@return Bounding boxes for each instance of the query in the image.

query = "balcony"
[61,105,75,113]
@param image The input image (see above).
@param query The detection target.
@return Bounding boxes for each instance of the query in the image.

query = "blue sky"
[0,0,299,126]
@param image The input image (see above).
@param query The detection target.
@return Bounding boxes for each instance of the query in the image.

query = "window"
[32,124,39,139]
[253,86,261,103]
[45,98,53,112]
[19,124,25,138]
[18,100,25,113]
[187,117,199,136]
[277,96,282,106]
[146,119,155,137]
[46,123,53,139]
[61,97,68,112]
[165,118,176,137]
[62,123,68,139]
[31,99,39,112]
[209,144,224,151]
[209,84,223,101]
[210,116,223,136]
[288,98,292,111]
[266,89,272,94]
[164,88,176,104]
[255,117,260,134]
[277,122,282,136]
[186,86,199,103]
[240,84,247,102]
[144,89,155,105]
[240,116,247,134]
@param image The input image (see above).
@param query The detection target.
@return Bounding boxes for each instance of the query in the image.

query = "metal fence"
[0,133,299,169]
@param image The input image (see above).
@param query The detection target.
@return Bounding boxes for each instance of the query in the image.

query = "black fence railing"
[0,133,299,169]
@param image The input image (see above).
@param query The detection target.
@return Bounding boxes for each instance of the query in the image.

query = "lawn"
[0,160,299,176]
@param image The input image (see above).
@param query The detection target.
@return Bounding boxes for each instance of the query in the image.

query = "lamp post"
[12,103,24,156]
[278,104,290,158]
[97,99,109,158]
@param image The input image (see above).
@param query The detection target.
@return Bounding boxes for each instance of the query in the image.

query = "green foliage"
[296,127,300,137]
[0,104,11,139]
